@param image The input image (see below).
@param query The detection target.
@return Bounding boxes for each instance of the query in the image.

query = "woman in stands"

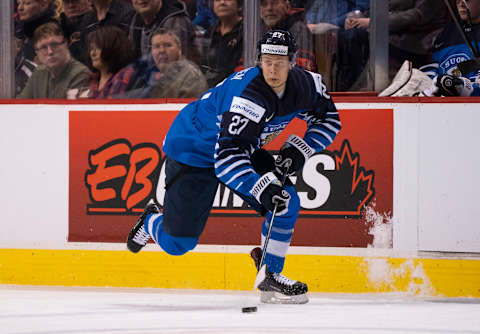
[201,0,244,87]
[86,25,136,98]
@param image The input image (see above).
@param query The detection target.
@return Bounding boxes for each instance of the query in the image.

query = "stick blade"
[253,264,267,290]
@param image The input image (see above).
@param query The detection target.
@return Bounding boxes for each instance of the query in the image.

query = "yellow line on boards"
[0,249,479,298]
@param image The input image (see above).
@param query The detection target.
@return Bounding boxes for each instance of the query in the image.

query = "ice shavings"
[362,202,436,296]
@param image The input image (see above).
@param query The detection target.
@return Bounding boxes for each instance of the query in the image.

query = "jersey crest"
[440,52,470,75]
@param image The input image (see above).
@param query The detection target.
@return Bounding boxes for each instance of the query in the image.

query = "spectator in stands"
[290,0,308,8]
[192,0,218,30]
[421,0,480,96]
[260,0,316,71]
[60,0,93,66]
[15,0,61,63]
[83,0,135,31]
[17,22,91,99]
[335,7,370,91]
[337,0,449,91]
[85,25,136,98]
[109,28,208,98]
[128,0,198,62]
[182,0,199,19]
[62,0,91,19]
[201,0,244,87]
[306,0,369,34]
[74,0,135,67]
[15,37,38,96]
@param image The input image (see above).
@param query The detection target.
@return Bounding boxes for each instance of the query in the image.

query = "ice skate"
[250,247,309,304]
[126,202,161,253]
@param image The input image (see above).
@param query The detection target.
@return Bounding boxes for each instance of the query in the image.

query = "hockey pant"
[143,156,300,273]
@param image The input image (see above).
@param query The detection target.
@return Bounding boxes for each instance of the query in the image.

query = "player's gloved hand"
[275,134,315,176]
[250,172,290,215]
[436,75,473,97]
[250,148,276,175]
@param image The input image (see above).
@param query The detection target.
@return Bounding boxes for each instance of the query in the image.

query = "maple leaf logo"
[317,140,375,216]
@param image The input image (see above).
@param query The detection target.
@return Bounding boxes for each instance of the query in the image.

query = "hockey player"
[126,30,341,304]
[421,0,480,96]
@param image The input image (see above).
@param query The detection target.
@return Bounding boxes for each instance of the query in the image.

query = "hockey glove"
[250,148,276,175]
[436,75,473,97]
[275,134,315,176]
[250,172,290,215]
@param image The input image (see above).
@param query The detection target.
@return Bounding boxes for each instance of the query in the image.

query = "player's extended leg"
[260,184,300,273]
[127,157,218,255]
[251,185,308,304]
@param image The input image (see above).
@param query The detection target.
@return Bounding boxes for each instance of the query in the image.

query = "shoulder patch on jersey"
[230,96,265,123]
[230,68,249,80]
[307,71,330,99]
[201,92,212,100]
[439,52,469,73]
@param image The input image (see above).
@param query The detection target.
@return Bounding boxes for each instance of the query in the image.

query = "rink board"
[1,248,479,298]
[1,98,480,299]
[68,107,393,248]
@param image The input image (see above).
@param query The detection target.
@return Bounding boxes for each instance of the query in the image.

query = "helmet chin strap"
[289,54,296,65]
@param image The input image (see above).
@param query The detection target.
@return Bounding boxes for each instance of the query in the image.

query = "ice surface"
[1,285,479,334]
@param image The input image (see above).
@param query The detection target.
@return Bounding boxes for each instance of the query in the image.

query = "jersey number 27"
[228,115,249,135]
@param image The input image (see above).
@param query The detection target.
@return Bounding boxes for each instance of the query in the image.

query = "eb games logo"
[85,139,374,218]
[85,139,161,214]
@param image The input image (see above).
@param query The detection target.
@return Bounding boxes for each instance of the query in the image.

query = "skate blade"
[253,264,267,290]
[260,291,309,304]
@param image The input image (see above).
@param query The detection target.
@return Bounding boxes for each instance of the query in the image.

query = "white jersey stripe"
[307,128,333,143]
[322,122,341,134]
[225,168,255,185]
[310,137,326,150]
[215,153,248,168]
[216,159,250,178]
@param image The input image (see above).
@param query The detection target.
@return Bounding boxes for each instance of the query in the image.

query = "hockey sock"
[144,213,198,255]
[144,213,163,244]
[260,184,299,273]
[261,234,292,273]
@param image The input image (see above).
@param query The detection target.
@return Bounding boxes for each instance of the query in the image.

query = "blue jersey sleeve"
[297,72,341,153]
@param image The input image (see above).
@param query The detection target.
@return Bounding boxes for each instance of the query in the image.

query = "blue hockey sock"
[143,213,163,243]
[261,184,299,273]
[144,213,198,255]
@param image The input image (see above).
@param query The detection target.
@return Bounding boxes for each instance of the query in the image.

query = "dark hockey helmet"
[257,30,297,62]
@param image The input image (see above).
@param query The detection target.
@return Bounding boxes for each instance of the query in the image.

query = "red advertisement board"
[69,108,393,247]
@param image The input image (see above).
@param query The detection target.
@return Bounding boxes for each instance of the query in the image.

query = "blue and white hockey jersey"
[162,66,341,197]
[421,22,480,95]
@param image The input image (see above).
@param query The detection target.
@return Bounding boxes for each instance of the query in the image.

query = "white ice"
[1,285,480,334]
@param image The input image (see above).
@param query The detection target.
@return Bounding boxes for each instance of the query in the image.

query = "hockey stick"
[253,161,291,290]
[442,0,480,74]
[443,0,479,57]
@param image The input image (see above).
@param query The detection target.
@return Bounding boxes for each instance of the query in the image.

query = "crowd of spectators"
[11,0,480,98]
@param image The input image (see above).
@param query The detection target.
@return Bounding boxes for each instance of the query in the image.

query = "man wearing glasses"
[17,22,90,99]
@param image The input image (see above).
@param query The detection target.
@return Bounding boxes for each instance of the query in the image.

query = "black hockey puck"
[241,306,257,313]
